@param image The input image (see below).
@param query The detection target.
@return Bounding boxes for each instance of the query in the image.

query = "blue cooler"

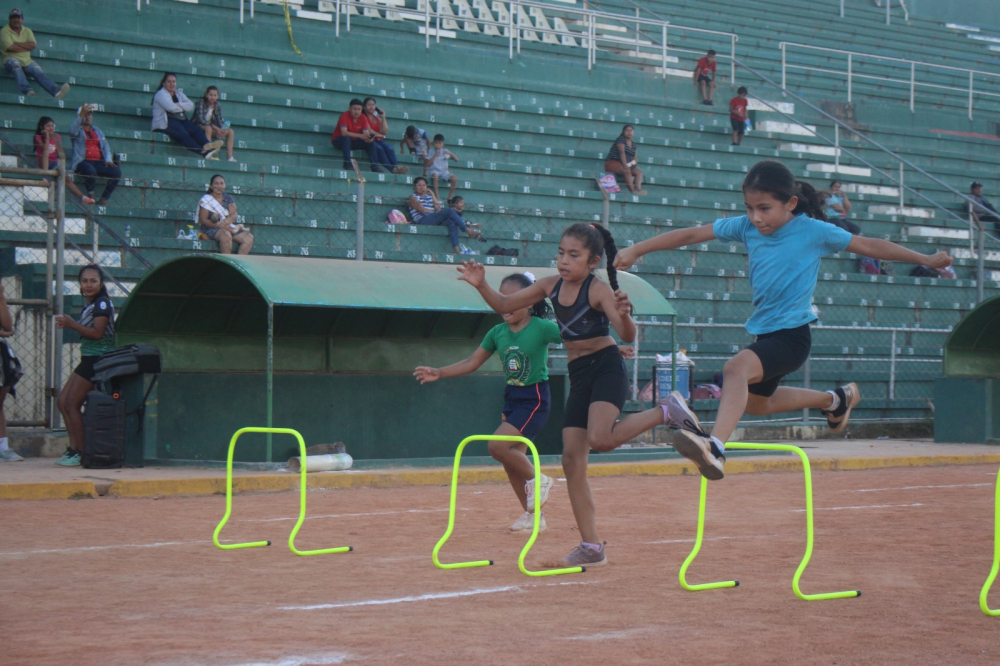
[656,362,690,400]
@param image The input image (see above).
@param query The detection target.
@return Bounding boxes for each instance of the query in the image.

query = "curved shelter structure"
[116,255,676,463]
[934,294,1000,443]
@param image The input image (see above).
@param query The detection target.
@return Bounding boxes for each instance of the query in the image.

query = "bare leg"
[561,427,597,543]
[586,401,664,453]
[216,229,233,254]
[632,168,645,193]
[57,373,93,452]
[65,175,89,202]
[431,174,440,200]
[745,386,835,416]
[708,81,716,102]
[447,175,457,202]
[225,129,235,159]
[233,231,253,255]
[487,421,535,511]
[0,387,9,440]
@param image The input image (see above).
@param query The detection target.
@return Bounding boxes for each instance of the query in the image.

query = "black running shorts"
[564,345,630,429]
[746,324,812,398]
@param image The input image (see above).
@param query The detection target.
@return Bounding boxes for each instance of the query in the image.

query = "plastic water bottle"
[223,120,231,129]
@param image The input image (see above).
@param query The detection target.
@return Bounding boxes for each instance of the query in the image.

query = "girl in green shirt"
[414,273,560,533]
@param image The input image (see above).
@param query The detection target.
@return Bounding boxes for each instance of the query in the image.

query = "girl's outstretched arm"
[847,237,952,268]
[614,225,717,270]
[456,261,556,313]
[414,347,493,383]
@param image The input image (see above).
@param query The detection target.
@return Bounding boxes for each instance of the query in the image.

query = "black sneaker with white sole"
[821,382,861,433]
[672,430,726,481]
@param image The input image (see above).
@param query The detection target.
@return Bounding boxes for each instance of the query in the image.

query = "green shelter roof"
[117,255,675,338]
[943,294,1000,377]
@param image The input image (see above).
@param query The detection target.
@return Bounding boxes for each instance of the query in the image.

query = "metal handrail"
[780,42,1000,119]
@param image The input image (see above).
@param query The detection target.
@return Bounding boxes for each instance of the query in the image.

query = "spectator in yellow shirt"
[1,8,69,99]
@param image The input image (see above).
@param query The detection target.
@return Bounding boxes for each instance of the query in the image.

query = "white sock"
[710,436,725,455]
[826,390,841,412]
[582,541,603,552]
[0,437,8,451]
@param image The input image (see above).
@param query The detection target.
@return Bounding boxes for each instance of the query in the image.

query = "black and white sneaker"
[672,430,725,481]
[822,382,861,433]
[661,391,705,435]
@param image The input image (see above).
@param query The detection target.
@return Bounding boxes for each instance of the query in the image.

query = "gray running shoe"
[672,430,725,481]
[509,511,546,533]
[662,391,704,434]
[822,382,861,433]
[553,542,607,568]
[0,448,23,462]
[525,473,553,511]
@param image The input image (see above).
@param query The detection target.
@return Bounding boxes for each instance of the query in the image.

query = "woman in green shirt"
[54,264,116,466]
[414,273,560,533]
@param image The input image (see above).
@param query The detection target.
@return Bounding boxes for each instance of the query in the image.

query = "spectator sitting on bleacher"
[970,181,1000,234]
[68,105,121,205]
[1,8,69,99]
[362,97,407,175]
[604,124,646,195]
[34,116,93,205]
[824,180,860,234]
[332,98,382,174]
[408,176,481,255]
[197,174,253,255]
[0,281,22,462]
[693,49,717,106]
[426,134,459,203]
[151,73,224,160]
[193,86,236,163]
[400,125,430,170]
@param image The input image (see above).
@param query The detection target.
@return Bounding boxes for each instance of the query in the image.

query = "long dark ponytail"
[500,272,551,319]
[742,160,828,221]
[561,222,622,291]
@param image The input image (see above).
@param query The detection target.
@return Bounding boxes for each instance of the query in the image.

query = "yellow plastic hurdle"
[433,434,585,577]
[212,427,353,557]
[678,442,861,601]
[980,468,1000,617]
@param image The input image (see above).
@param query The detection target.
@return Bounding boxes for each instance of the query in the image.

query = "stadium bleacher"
[1,0,998,425]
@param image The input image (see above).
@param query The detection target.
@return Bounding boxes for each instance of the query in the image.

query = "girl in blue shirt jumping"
[615,160,952,481]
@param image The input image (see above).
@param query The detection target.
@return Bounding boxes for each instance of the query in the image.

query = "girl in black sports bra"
[458,222,683,569]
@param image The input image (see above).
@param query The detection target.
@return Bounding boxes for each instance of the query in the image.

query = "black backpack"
[82,345,161,469]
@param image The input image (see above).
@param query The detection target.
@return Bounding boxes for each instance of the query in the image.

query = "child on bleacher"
[614,160,953,481]
[693,49,717,106]
[33,116,93,205]
[425,133,459,203]
[414,271,560,533]
[193,86,237,162]
[729,86,748,146]
[400,125,430,169]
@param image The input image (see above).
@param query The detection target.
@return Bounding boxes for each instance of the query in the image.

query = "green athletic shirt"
[480,317,562,386]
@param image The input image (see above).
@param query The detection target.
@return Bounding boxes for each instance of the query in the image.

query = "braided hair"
[561,222,622,290]
[742,160,828,221]
[500,272,551,319]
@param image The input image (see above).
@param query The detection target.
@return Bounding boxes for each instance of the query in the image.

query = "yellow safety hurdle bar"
[212,427,353,557]
[433,435,585,577]
[679,442,860,601]
[980,468,1000,617]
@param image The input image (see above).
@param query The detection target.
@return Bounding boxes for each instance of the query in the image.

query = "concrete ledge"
[5,452,1000,501]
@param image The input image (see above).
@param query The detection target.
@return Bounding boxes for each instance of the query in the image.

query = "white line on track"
[279,580,600,611]
[203,654,351,666]
[793,502,925,512]
[0,540,200,556]
[645,533,792,545]
[247,508,453,523]
[843,483,992,493]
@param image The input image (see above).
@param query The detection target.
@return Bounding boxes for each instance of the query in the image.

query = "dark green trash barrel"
[934,295,1000,444]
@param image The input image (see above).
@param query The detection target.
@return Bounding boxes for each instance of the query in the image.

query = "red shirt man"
[693,49,718,105]
[331,104,372,141]
[83,127,103,161]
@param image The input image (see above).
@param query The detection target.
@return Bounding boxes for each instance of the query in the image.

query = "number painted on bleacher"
[513,232,520,240]
[445,255,455,264]
[338,221,348,230]
[197,160,206,168]
[239,163,247,172]
[192,241,203,250]
[2,120,10,128]
[509,258,517,265]
[422,254,433,263]
[271,166,280,174]
[533,234,541,241]
[114,59,120,67]
[304,192,315,200]
[486,257,495,265]
[271,246,282,254]
[168,157,176,166]
[78,54,85,62]
[263,217,274,224]
[274,190,283,198]
[500,185,508,192]
[107,80,114,88]
[409,226,417,234]
[347,250,356,259]
[157,210,167,218]
[374,251,385,260]
[247,95,254,103]
[219,71,226,79]
[238,141,247,148]
[308,220,318,228]
[129,238,141,247]
[281,145,289,153]
[307,146,314,155]
[299,247,309,256]
[317,169,325,177]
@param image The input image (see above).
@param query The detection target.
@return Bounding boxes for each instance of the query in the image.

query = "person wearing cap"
[68,105,121,205]
[1,9,69,99]
[970,181,1000,234]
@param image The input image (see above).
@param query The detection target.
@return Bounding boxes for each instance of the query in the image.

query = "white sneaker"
[524,473,553,510]
[661,391,705,434]
[509,511,546,533]
[0,449,23,462]
[54,83,70,100]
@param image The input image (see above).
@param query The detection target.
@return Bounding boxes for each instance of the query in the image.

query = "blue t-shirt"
[713,214,853,335]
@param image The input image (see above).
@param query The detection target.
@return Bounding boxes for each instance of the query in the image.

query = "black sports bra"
[550,275,610,341]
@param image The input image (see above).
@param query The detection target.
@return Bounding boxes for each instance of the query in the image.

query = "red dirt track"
[2,464,999,665]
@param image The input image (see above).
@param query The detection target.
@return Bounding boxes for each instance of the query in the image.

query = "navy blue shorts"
[501,381,551,441]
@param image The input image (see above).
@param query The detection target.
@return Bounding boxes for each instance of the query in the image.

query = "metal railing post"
[425,0,430,49]
[730,35,736,85]
[847,53,852,102]
[240,0,244,24]
[886,0,890,26]
[834,124,840,170]
[840,0,844,18]
[356,185,365,261]
[969,71,974,120]
[977,222,986,303]
[251,0,255,20]
[781,43,787,92]
[335,0,340,36]
[889,330,897,400]
[662,25,667,81]
[635,8,640,55]
[587,15,594,70]
[516,0,522,54]
[436,0,442,44]
[899,163,904,210]
[910,62,915,112]
[509,3,516,60]
[52,159,67,429]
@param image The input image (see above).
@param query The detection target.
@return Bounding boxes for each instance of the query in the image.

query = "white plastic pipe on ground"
[287,453,354,473]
